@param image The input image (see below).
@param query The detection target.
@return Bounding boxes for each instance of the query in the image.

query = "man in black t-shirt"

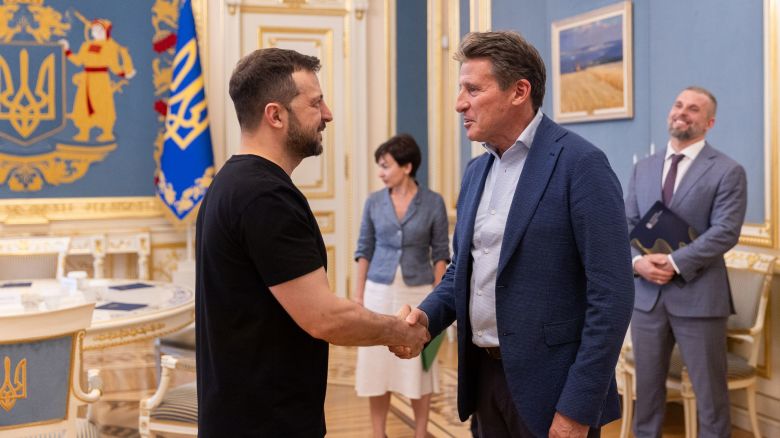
[195,48,431,437]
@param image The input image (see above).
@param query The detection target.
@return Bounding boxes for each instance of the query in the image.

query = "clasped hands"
[388,304,430,359]
[634,253,675,285]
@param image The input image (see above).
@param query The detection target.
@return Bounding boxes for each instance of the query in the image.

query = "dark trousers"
[474,349,601,438]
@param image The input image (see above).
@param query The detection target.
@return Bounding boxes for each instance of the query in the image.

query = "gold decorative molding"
[240,5,348,16]
[92,322,166,344]
[314,210,335,233]
[0,197,163,225]
[85,312,194,350]
[769,0,780,249]
[226,0,240,16]
[326,245,336,291]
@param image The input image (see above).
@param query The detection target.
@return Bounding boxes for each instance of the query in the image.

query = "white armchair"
[0,236,70,280]
[139,354,197,437]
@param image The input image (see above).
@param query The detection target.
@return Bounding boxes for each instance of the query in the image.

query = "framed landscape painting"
[552,1,633,123]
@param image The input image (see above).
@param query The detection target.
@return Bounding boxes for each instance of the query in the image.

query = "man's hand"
[404,307,429,328]
[634,254,675,285]
[389,306,430,359]
[549,412,589,438]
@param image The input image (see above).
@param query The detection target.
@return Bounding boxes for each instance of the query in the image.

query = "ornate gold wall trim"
[239,5,348,16]
[768,0,779,250]
[0,197,163,225]
[326,245,336,291]
[314,210,335,233]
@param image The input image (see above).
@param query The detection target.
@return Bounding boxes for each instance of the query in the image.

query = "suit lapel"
[458,154,493,255]
[647,153,665,203]
[400,188,421,225]
[671,143,716,208]
[497,116,564,276]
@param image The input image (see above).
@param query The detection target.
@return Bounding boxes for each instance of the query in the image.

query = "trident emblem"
[0,48,56,139]
[0,356,27,412]
[164,39,208,151]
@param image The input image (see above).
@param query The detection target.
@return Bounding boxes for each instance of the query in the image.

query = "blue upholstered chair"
[0,302,102,437]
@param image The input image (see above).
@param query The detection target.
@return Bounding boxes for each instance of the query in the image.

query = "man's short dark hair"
[455,31,546,112]
[684,85,718,117]
[374,133,422,178]
[229,48,321,132]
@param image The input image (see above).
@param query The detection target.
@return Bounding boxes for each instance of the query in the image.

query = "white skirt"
[355,269,440,399]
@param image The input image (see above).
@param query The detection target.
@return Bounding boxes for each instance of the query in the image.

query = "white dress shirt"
[469,109,543,348]
[662,139,706,193]
[633,139,706,273]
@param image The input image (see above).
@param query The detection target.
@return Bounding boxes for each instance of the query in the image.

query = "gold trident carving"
[0,48,56,139]
[0,356,27,412]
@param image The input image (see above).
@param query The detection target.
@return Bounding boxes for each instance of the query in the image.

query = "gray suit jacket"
[626,143,747,317]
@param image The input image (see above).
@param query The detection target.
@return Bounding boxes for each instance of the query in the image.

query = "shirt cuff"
[631,255,643,269]
[667,254,681,274]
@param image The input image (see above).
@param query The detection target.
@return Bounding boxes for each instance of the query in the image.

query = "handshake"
[388,304,430,359]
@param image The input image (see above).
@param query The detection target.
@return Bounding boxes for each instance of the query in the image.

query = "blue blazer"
[418,115,634,436]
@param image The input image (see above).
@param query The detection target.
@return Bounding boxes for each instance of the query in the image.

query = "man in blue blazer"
[626,87,747,437]
[398,31,634,437]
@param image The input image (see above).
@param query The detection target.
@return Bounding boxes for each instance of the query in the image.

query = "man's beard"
[668,119,704,142]
[287,111,323,160]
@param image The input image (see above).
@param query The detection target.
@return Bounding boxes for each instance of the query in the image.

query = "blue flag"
[156,0,214,222]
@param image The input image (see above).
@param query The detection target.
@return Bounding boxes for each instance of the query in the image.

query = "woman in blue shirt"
[354,134,450,438]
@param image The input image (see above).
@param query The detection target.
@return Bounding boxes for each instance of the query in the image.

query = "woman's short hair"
[374,133,422,178]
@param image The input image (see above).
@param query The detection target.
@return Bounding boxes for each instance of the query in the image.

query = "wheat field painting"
[552,2,633,123]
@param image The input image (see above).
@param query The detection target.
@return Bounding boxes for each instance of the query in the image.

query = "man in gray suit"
[626,86,747,437]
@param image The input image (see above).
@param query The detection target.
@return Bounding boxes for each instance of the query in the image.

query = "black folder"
[630,201,697,254]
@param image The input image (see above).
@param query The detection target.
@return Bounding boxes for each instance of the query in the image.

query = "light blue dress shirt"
[355,186,451,286]
[470,109,543,347]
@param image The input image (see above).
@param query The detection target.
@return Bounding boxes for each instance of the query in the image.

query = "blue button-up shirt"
[470,109,543,347]
[355,186,450,286]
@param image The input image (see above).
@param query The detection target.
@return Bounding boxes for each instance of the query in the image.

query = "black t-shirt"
[195,154,329,437]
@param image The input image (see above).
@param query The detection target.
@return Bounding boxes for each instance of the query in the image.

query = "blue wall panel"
[0,0,163,199]
[489,0,765,223]
[647,0,764,223]
[459,0,471,175]
[396,0,429,188]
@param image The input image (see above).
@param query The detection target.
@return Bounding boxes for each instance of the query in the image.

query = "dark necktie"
[662,154,685,205]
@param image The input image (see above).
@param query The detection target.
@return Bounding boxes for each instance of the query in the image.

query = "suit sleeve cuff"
[667,254,681,274]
